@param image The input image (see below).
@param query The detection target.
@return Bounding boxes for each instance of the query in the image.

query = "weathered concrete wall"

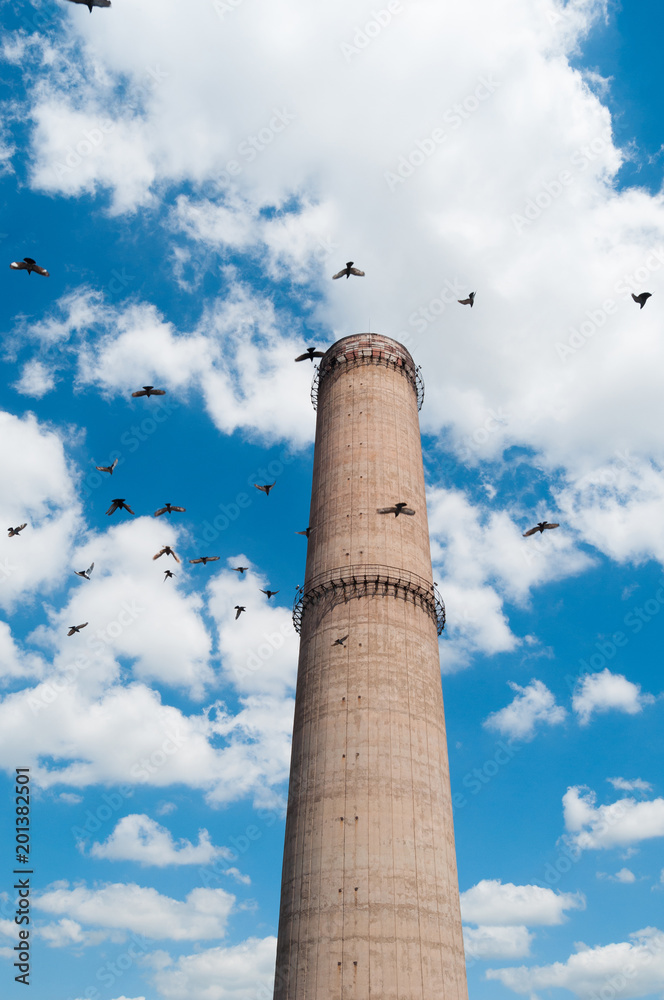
[274,334,468,1000]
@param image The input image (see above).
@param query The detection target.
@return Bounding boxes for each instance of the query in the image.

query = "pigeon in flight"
[153,503,186,517]
[131,386,166,398]
[458,292,476,307]
[66,0,112,10]
[377,502,416,517]
[260,589,279,599]
[295,347,325,363]
[522,521,560,536]
[74,562,94,580]
[164,569,175,580]
[67,623,88,636]
[332,635,349,647]
[106,499,135,516]
[7,524,27,537]
[96,458,118,475]
[189,556,220,565]
[235,605,246,619]
[296,526,313,538]
[632,292,652,309]
[254,482,276,496]
[153,546,180,563]
[232,566,248,574]
[10,257,49,276]
[333,261,365,280]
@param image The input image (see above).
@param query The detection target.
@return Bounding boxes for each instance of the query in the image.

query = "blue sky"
[1,1,663,999]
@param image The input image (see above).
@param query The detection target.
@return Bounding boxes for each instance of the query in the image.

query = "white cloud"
[13,360,56,397]
[0,621,45,685]
[35,882,235,941]
[483,680,567,741]
[463,924,534,960]
[89,814,233,867]
[608,777,653,794]
[0,409,82,611]
[572,669,655,725]
[563,786,664,850]
[486,926,664,1000]
[460,880,584,926]
[597,868,637,884]
[151,936,277,1000]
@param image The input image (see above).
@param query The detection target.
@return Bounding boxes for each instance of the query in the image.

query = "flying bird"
[234,605,246,619]
[131,386,166,398]
[67,623,88,636]
[261,589,279,599]
[153,503,186,517]
[458,292,476,307]
[96,458,118,475]
[66,0,112,10]
[106,498,135,516]
[332,635,349,647]
[189,556,220,565]
[522,521,560,537]
[254,482,276,496]
[10,257,49,276]
[74,562,94,580]
[164,570,175,580]
[7,524,27,537]
[377,502,416,517]
[296,527,313,538]
[295,347,325,363]
[332,261,365,280]
[232,566,248,574]
[153,546,180,563]
[632,292,652,309]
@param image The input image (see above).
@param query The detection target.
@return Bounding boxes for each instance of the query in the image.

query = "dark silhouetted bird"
[131,386,166,398]
[153,546,180,563]
[106,499,135,516]
[67,623,88,636]
[153,503,186,517]
[232,566,248,574]
[458,292,476,307]
[632,292,652,309]
[235,605,246,619]
[333,261,365,279]
[66,0,112,10]
[261,589,279,599]
[8,524,27,537]
[254,482,276,496]
[164,570,175,580]
[332,635,349,646]
[74,563,94,580]
[296,526,313,538]
[96,458,118,475]
[10,257,49,276]
[523,521,560,536]
[189,556,220,565]
[295,347,325,363]
[377,502,415,517]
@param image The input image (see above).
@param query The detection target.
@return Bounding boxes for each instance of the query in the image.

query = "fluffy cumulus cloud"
[486,926,664,999]
[88,814,233,867]
[572,668,655,725]
[463,924,534,960]
[428,487,593,668]
[35,882,235,941]
[483,679,567,741]
[460,880,584,926]
[150,936,277,1000]
[563,785,664,851]
[0,409,82,611]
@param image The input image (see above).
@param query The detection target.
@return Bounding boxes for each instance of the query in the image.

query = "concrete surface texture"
[274,334,468,1000]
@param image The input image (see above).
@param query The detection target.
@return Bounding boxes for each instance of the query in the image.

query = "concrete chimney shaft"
[274,334,468,1000]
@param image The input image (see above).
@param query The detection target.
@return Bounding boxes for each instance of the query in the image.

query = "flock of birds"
[8,247,650,643]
